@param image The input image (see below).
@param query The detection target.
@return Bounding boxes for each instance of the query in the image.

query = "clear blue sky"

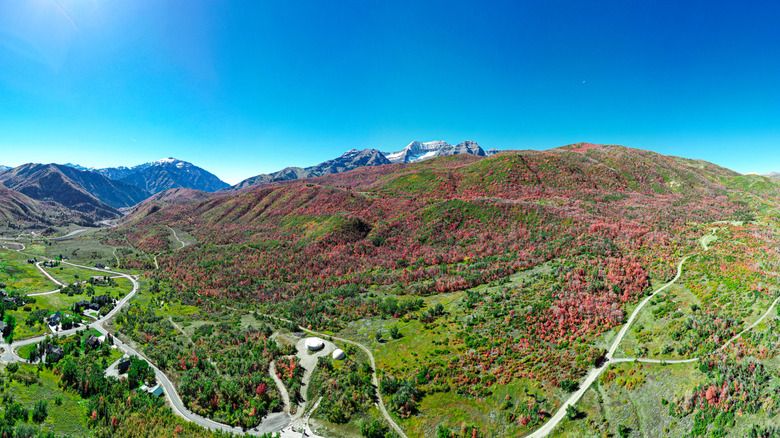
[1,0,780,184]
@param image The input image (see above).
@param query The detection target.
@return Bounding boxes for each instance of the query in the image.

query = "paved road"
[0,251,293,437]
[35,261,65,287]
[48,229,87,241]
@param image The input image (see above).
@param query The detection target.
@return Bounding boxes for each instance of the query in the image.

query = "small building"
[49,311,62,326]
[305,337,325,351]
[85,335,101,350]
[0,321,8,338]
[0,289,7,297]
[46,345,65,362]
[74,301,90,312]
[332,348,346,360]
[140,384,164,398]
[118,359,132,374]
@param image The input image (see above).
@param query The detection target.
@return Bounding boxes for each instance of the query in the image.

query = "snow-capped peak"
[342,149,360,157]
[155,157,179,165]
[383,140,485,163]
[64,163,97,172]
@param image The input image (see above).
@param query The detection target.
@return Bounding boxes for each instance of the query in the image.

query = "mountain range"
[383,140,485,163]
[66,158,230,194]
[0,141,492,225]
[231,140,487,190]
[0,163,149,220]
[231,148,392,190]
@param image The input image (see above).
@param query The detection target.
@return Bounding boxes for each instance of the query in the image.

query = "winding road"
[166,225,188,250]
[6,226,768,438]
[0,245,296,437]
[527,228,780,437]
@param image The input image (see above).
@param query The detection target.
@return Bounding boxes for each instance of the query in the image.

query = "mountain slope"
[0,164,148,218]
[116,158,229,194]
[122,143,745,289]
[0,183,94,227]
[231,148,391,190]
[105,158,229,194]
[125,187,220,220]
[67,158,230,194]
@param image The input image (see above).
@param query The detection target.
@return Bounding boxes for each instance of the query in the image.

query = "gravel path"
[527,229,725,437]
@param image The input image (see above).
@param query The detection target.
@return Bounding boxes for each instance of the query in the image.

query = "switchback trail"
[166,225,188,250]
[526,227,779,437]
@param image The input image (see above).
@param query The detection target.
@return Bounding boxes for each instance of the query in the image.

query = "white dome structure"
[305,337,325,351]
[332,348,346,360]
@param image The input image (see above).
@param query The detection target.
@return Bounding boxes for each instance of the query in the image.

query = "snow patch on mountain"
[383,140,486,164]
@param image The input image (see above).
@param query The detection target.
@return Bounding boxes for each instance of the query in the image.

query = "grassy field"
[1,362,91,437]
[0,249,58,294]
[335,265,578,437]
[551,361,707,438]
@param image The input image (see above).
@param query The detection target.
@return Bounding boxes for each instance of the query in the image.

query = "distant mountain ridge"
[232,140,487,190]
[0,163,150,219]
[66,158,230,194]
[231,149,391,190]
[383,140,485,163]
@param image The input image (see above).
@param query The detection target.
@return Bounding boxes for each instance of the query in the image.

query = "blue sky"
[1,0,779,184]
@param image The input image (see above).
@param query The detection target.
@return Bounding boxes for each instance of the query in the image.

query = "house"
[0,289,7,297]
[49,311,62,326]
[118,359,132,374]
[140,384,164,398]
[46,344,65,362]
[85,335,101,350]
[74,301,90,312]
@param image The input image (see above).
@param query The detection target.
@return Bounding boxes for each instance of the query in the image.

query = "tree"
[5,402,28,425]
[618,424,631,438]
[361,419,390,438]
[61,358,78,386]
[32,400,48,423]
[389,326,401,339]
[566,405,579,420]
[560,379,578,392]
[375,330,383,343]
